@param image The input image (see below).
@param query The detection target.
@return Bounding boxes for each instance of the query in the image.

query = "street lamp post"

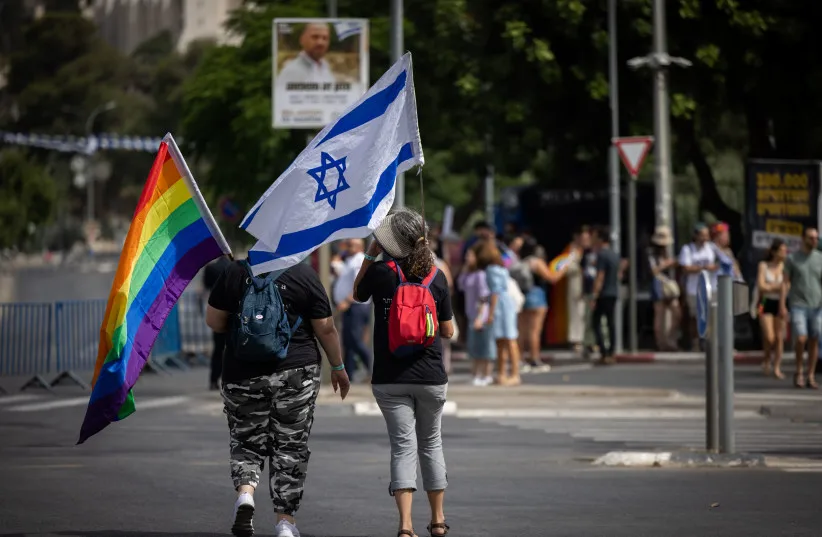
[83,101,117,223]
[390,0,404,208]
[628,0,691,257]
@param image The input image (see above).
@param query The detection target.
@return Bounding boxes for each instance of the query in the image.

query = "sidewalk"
[450,349,766,365]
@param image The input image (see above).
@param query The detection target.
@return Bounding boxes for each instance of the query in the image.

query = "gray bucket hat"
[373,208,428,259]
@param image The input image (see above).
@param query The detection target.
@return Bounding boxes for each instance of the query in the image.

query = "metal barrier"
[0,302,53,392]
[53,299,107,389]
[0,293,212,392]
[178,292,212,363]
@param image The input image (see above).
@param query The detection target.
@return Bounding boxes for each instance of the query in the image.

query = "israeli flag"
[241,52,423,275]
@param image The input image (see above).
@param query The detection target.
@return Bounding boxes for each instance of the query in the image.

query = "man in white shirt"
[277,23,337,86]
[332,238,372,380]
[678,222,718,350]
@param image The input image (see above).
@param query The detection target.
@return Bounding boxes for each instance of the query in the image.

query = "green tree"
[0,149,57,249]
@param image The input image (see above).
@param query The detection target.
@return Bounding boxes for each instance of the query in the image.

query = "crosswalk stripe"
[4,395,189,413]
[6,396,90,412]
[479,415,822,454]
[0,394,43,405]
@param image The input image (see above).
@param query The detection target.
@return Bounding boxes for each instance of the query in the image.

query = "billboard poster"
[744,159,822,278]
[272,18,369,129]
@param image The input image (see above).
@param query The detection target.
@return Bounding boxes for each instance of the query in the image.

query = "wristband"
[330,363,346,371]
[363,254,377,262]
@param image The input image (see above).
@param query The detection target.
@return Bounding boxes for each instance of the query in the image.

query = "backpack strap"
[386,260,406,284]
[241,260,275,291]
[421,266,439,288]
[290,316,302,336]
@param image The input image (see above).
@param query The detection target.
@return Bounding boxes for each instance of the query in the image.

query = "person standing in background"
[333,238,373,382]
[590,226,620,365]
[566,226,592,356]
[203,255,231,390]
[758,239,787,379]
[475,240,521,385]
[678,223,718,351]
[780,227,822,389]
[648,226,681,351]
[458,248,495,385]
[431,235,456,375]
[711,221,743,280]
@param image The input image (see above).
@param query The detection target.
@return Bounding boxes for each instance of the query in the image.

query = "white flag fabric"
[241,52,424,275]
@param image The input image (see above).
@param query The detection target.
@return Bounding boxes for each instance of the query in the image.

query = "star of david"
[307,151,350,209]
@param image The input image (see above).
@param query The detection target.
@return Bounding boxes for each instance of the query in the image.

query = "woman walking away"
[458,248,495,385]
[514,238,574,368]
[648,226,682,351]
[430,235,457,375]
[354,208,455,537]
[475,240,522,385]
[206,259,351,537]
[758,239,787,379]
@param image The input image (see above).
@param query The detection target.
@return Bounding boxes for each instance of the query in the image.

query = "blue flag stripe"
[315,70,407,147]
[248,143,414,265]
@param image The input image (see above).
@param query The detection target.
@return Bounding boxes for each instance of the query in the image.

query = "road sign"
[613,136,654,179]
[696,270,713,339]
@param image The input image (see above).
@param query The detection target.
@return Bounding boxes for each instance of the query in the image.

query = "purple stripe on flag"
[78,237,223,444]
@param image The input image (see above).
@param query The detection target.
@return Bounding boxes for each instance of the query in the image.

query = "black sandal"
[428,522,450,536]
[398,530,416,537]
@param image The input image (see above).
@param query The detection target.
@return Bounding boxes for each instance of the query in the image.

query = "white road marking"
[0,394,43,405]
[5,395,189,412]
[6,396,90,412]
[137,396,189,409]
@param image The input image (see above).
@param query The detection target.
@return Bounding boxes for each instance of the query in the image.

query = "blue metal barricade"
[178,292,212,363]
[149,302,186,372]
[0,303,53,388]
[0,294,209,392]
[52,299,107,388]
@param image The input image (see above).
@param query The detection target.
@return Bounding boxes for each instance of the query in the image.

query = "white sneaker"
[471,377,484,386]
[275,519,301,537]
[481,376,493,386]
[231,492,255,537]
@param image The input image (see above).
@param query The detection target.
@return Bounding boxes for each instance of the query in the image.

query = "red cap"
[711,222,729,236]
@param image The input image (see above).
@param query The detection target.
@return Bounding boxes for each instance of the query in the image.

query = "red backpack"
[386,261,439,357]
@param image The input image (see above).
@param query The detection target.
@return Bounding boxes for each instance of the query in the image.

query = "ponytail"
[401,237,434,279]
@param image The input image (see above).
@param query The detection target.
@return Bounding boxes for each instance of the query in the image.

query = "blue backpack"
[231,261,301,362]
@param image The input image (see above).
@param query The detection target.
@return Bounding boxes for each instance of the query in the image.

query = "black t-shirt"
[596,247,620,298]
[208,261,332,383]
[203,256,231,290]
[355,261,453,385]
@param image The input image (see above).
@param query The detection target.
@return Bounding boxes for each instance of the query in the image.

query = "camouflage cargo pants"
[222,364,321,515]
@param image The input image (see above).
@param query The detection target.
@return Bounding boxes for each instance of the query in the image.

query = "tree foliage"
[0,149,57,249]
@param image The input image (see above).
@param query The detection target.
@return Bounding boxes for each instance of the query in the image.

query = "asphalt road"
[2,372,822,536]
[530,362,809,397]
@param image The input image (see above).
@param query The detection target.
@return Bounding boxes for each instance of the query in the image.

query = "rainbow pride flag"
[78,133,231,444]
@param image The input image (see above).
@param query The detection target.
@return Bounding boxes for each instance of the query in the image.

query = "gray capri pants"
[372,383,448,495]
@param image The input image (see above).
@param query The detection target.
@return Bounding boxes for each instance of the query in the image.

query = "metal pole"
[83,101,116,224]
[627,178,638,352]
[652,0,674,256]
[390,0,405,208]
[485,133,495,226]
[608,0,623,353]
[717,274,735,453]
[706,298,719,452]
[327,0,337,17]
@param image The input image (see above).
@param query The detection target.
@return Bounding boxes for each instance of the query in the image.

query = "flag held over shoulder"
[242,52,423,275]
[78,133,232,444]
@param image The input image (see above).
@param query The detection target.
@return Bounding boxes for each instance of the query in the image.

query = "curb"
[451,351,764,366]
[611,352,763,365]
[593,450,766,468]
